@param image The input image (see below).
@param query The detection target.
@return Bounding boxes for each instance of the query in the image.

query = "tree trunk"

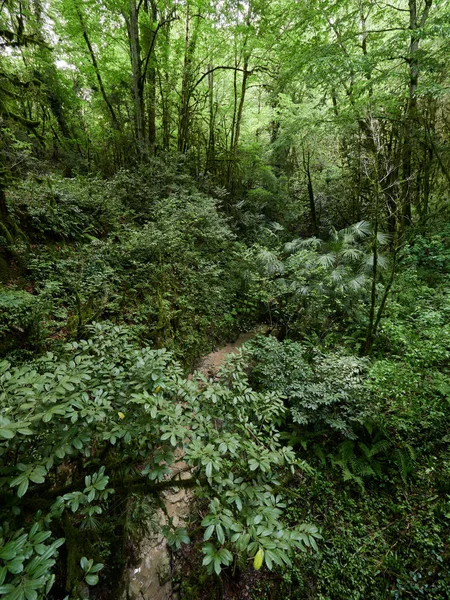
[125,0,145,153]
[205,64,216,174]
[159,17,172,152]
[178,2,198,153]
[302,147,318,235]
[401,0,433,226]
[75,3,120,131]
[145,0,158,154]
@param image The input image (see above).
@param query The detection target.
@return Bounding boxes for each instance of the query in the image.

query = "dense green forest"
[1,0,450,598]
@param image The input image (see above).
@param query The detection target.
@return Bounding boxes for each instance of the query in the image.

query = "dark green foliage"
[8,176,123,241]
[256,468,450,600]
[226,230,450,600]
[1,161,257,363]
[0,288,47,354]
[1,1,450,594]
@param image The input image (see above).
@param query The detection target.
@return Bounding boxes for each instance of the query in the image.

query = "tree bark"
[401,0,433,225]
[125,0,145,152]
[302,147,318,235]
[205,63,216,173]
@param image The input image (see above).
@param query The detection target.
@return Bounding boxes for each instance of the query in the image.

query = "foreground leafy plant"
[0,323,319,596]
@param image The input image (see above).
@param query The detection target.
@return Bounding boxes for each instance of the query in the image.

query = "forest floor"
[194,327,267,378]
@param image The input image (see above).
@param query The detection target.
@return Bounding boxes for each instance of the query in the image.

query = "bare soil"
[195,327,267,378]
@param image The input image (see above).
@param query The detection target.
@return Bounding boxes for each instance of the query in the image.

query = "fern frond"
[256,249,284,276]
[351,220,371,239]
[317,253,336,268]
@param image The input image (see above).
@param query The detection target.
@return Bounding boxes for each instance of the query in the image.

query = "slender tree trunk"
[229,53,250,191]
[178,1,200,153]
[159,17,172,152]
[205,64,216,173]
[146,0,158,154]
[226,65,238,186]
[232,57,248,156]
[402,0,433,225]
[302,147,318,235]
[74,2,120,131]
[125,0,145,153]
[363,218,379,355]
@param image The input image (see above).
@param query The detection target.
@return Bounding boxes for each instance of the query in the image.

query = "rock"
[121,480,191,600]
[121,520,172,600]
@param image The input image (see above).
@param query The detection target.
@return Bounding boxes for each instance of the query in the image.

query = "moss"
[0,255,11,283]
[61,514,94,596]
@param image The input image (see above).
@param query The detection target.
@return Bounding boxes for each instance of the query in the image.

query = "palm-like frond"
[350,220,371,239]
[342,232,356,246]
[376,231,392,246]
[284,238,303,254]
[347,274,367,291]
[300,236,322,249]
[340,247,363,262]
[256,249,284,276]
[329,226,339,242]
[285,236,322,254]
[317,253,336,268]
[292,283,310,297]
[330,265,346,284]
[361,253,390,272]
[269,221,284,232]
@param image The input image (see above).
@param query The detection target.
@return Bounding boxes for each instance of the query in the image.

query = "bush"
[245,336,369,438]
[0,288,46,354]
[0,323,320,598]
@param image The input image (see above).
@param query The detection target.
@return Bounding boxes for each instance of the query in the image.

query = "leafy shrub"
[2,163,259,362]
[245,336,369,437]
[0,323,320,597]
[0,288,46,354]
[9,176,123,242]
[107,157,196,220]
[256,467,450,600]
[404,226,450,275]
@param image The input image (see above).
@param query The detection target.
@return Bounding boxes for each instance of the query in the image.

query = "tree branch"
[192,65,252,93]
[140,12,178,85]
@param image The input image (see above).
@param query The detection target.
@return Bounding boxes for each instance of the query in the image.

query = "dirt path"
[122,328,266,600]
[195,327,266,378]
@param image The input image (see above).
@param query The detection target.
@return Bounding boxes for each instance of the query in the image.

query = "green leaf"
[253,548,264,570]
[0,428,14,440]
[17,478,29,497]
[204,525,214,541]
[85,574,99,586]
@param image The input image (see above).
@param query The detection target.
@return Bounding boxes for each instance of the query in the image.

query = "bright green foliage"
[1,0,450,597]
[0,522,65,600]
[0,323,320,595]
[250,221,393,342]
